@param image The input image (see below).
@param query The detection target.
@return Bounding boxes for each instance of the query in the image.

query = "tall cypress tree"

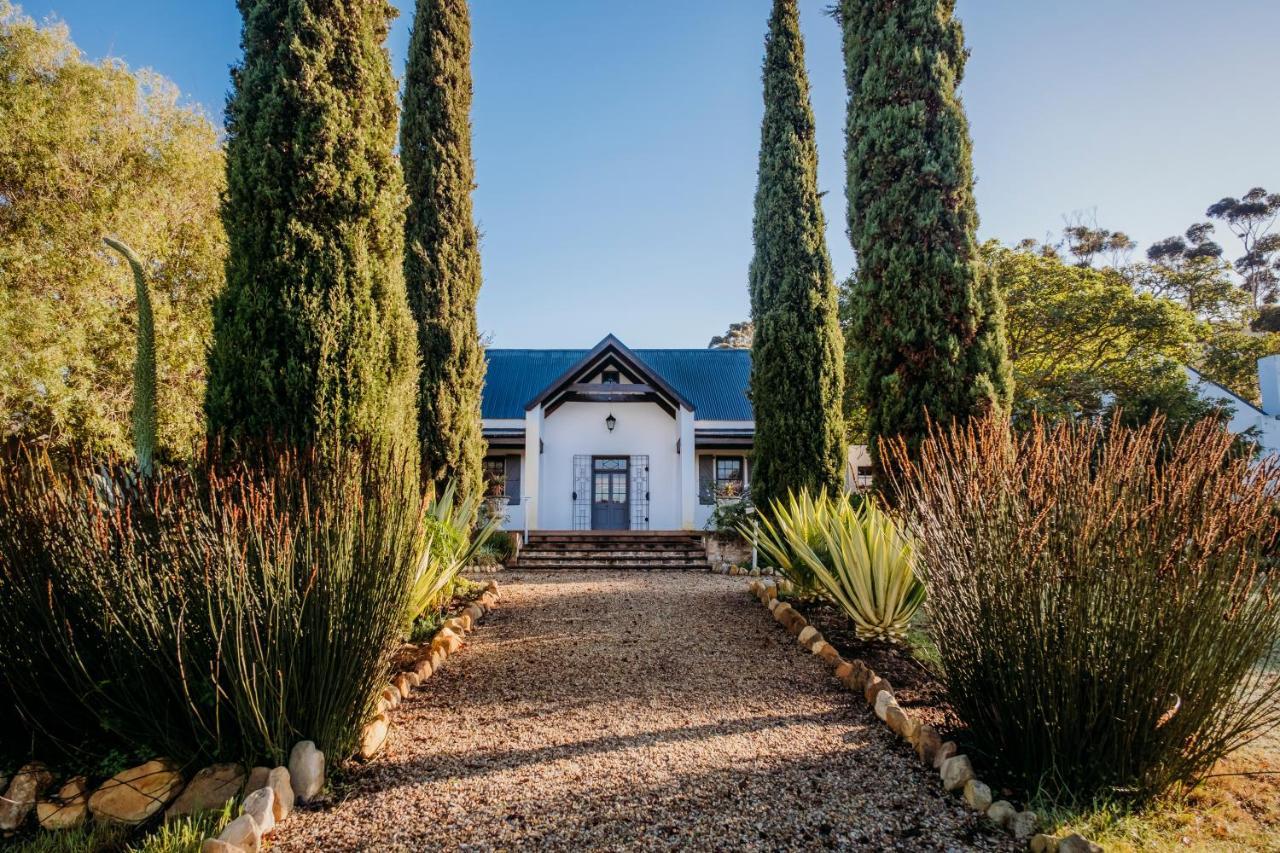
[206,0,420,464]
[749,0,846,513]
[840,0,1012,480]
[401,0,486,497]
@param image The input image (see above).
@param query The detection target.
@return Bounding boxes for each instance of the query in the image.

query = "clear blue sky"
[17,0,1280,348]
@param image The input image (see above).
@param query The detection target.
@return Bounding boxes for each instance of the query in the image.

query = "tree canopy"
[990,242,1198,419]
[0,3,225,459]
[401,0,487,497]
[839,0,1012,481]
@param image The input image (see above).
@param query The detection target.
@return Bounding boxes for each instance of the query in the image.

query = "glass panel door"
[590,456,629,530]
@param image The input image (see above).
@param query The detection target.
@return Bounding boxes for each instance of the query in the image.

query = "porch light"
[606,412,617,432]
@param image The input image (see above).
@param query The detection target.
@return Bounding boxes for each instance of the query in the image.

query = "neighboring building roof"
[482,343,753,421]
[1184,365,1266,418]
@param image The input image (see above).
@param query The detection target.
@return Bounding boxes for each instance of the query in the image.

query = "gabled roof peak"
[523,334,694,414]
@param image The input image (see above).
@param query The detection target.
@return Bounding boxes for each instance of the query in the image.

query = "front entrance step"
[515,531,710,572]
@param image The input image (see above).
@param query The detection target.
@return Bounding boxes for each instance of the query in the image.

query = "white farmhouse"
[480,335,753,535]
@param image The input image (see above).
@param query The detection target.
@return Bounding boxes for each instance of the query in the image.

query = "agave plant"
[408,482,501,620]
[746,489,837,596]
[801,497,925,643]
[750,490,925,642]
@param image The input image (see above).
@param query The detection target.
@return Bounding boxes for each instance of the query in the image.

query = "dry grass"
[1046,735,1280,852]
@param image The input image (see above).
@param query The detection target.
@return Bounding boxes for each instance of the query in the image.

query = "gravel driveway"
[272,571,1013,852]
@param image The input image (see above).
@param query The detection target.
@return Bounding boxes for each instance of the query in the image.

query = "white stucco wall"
[538,400,684,530]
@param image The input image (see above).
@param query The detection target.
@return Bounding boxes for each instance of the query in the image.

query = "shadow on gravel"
[364,711,855,789]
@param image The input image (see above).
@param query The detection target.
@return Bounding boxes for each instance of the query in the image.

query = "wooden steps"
[514,531,709,572]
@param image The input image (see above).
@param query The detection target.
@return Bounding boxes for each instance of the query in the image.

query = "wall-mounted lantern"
[606,412,617,432]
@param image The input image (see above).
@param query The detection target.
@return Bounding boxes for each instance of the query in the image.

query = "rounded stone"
[986,800,1017,828]
[1009,811,1040,840]
[267,766,293,822]
[240,786,275,835]
[88,759,183,825]
[218,813,262,852]
[962,779,993,812]
[359,714,390,761]
[932,740,958,770]
[37,776,89,830]
[940,754,975,793]
[885,706,911,737]
[166,764,243,821]
[287,741,325,803]
[864,676,892,705]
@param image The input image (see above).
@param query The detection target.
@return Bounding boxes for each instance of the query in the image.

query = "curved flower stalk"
[103,237,156,478]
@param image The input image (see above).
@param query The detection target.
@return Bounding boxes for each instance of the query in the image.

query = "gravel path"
[273,571,1013,852]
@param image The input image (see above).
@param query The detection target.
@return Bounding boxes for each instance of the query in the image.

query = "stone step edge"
[744,578,1101,853]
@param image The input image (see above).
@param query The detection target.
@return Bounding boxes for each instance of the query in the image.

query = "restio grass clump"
[0,442,426,767]
[889,414,1280,804]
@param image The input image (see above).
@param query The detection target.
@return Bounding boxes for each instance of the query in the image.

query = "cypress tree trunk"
[748,0,846,513]
[840,0,1012,481]
[206,0,420,466]
[401,0,486,498]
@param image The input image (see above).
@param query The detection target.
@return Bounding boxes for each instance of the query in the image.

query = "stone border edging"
[361,579,501,759]
[710,564,773,577]
[745,578,1102,853]
[199,579,502,852]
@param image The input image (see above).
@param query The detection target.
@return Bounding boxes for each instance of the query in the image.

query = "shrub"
[407,482,499,621]
[705,488,754,539]
[483,531,517,565]
[0,443,423,766]
[752,490,924,641]
[749,490,865,595]
[887,414,1280,804]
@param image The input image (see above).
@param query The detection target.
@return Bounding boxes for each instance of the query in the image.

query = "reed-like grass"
[0,443,423,766]
[887,415,1280,804]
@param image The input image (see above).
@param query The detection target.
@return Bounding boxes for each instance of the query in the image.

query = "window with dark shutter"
[482,457,506,497]
[504,455,521,501]
[698,455,715,505]
[715,456,744,496]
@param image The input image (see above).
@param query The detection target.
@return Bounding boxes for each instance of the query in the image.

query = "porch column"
[678,406,696,530]
[524,405,543,531]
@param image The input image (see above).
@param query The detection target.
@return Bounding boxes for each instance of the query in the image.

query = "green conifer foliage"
[748,0,846,512]
[206,0,420,464]
[401,0,486,497]
[839,0,1012,479]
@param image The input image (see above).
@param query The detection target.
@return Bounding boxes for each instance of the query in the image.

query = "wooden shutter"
[698,455,715,505]
[504,455,521,501]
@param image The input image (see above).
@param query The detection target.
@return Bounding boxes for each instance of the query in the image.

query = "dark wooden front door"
[591,456,629,530]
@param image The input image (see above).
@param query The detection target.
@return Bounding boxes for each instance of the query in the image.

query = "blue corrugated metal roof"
[482,347,753,421]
